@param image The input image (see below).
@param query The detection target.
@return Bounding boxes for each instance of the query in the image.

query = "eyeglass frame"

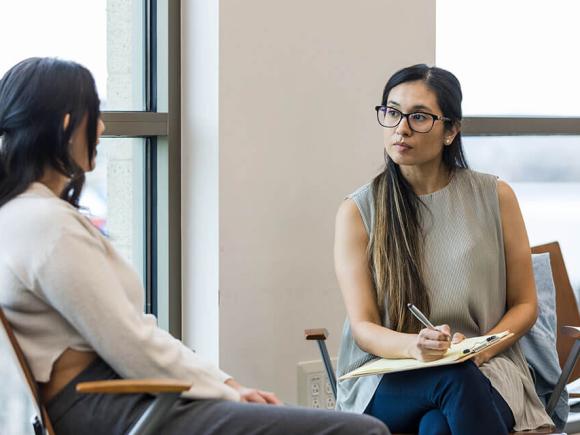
[374,105,452,133]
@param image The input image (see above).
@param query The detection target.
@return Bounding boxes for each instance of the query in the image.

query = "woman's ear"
[63,113,71,131]
[444,121,461,145]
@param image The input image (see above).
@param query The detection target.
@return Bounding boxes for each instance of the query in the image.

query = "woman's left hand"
[225,378,283,405]
[451,333,490,366]
[451,332,465,344]
[472,351,491,367]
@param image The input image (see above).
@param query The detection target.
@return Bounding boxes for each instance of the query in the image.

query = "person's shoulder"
[457,168,502,192]
[347,181,373,201]
[495,178,517,206]
[336,196,362,222]
[0,183,86,245]
[339,180,375,236]
[457,168,497,183]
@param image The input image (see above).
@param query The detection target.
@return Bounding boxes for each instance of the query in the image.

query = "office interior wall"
[182,0,435,403]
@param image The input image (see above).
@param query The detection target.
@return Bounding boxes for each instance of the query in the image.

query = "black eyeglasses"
[375,106,451,133]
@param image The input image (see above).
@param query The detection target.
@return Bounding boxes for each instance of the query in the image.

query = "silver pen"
[407,303,450,340]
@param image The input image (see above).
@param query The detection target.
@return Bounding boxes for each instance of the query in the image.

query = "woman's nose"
[395,114,412,136]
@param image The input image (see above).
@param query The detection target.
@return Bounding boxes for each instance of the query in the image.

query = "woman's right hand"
[408,324,453,361]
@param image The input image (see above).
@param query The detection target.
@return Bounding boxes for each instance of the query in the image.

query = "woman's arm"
[334,199,452,361]
[34,219,240,401]
[472,180,538,366]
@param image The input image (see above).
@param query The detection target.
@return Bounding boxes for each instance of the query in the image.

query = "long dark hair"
[0,57,100,208]
[370,64,469,332]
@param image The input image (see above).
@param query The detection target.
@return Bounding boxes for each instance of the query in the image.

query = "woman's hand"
[225,378,283,405]
[471,350,491,367]
[451,332,465,344]
[408,324,454,361]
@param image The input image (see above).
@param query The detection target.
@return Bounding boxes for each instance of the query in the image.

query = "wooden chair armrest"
[304,328,329,341]
[510,428,554,435]
[561,325,580,339]
[76,379,192,394]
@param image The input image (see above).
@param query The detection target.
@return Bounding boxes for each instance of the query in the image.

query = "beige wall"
[182,0,435,404]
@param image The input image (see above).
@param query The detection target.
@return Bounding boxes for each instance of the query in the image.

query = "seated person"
[333,64,553,434]
[0,57,389,435]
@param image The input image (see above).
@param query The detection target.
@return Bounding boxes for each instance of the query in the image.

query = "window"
[83,138,146,279]
[0,0,145,111]
[438,0,580,298]
[0,1,181,432]
[437,0,580,117]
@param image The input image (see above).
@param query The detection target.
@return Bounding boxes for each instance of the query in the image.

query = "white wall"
[182,0,435,404]
[181,0,221,363]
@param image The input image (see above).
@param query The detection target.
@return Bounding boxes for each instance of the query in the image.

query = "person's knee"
[451,360,479,377]
[439,361,486,389]
[418,409,451,435]
[435,361,495,408]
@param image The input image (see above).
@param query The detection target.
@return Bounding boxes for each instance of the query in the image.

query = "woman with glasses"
[0,57,390,435]
[334,64,553,434]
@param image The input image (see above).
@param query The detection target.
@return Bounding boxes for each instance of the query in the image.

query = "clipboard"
[339,330,513,381]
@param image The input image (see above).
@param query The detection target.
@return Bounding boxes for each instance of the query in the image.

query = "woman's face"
[383,80,455,169]
[69,114,106,173]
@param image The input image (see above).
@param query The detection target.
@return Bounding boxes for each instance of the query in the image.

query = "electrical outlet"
[297,358,337,409]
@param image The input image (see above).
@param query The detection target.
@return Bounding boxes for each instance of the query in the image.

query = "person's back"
[0,57,389,435]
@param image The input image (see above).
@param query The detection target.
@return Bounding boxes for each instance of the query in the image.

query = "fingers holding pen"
[410,325,453,361]
[419,326,451,349]
[436,324,451,338]
[424,324,451,341]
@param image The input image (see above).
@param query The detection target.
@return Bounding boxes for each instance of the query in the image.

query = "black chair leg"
[547,339,580,416]
[316,340,337,400]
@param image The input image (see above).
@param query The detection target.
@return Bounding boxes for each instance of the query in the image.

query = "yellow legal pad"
[339,331,512,381]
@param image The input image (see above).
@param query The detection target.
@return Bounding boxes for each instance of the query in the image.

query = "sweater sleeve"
[33,219,239,401]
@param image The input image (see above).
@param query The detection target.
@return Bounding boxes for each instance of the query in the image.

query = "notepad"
[339,331,513,380]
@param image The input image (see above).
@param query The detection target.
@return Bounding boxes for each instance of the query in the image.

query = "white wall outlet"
[297,358,338,409]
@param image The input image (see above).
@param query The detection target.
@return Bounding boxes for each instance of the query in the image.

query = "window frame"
[100,0,182,338]
[463,117,580,136]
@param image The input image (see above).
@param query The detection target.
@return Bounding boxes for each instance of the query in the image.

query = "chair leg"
[128,392,181,435]
[317,340,337,400]
[546,339,580,416]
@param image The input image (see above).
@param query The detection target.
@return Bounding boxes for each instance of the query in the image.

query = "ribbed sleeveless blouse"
[336,169,552,431]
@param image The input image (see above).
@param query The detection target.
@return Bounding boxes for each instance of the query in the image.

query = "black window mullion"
[144,0,158,315]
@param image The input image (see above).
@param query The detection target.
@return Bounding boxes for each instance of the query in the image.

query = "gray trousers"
[46,358,390,435]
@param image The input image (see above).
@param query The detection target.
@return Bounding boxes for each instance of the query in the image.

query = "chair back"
[0,306,55,435]
[532,242,580,383]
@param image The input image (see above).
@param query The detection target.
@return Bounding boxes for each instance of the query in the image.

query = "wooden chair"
[532,242,580,396]
[0,307,191,435]
[306,242,579,435]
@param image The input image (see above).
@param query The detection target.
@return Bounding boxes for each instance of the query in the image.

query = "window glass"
[463,136,580,297]
[437,0,580,116]
[82,138,146,284]
[0,0,145,110]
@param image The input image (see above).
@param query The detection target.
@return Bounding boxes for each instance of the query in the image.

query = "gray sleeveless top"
[336,169,552,432]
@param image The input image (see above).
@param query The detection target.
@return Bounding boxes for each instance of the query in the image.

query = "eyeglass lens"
[377,107,435,133]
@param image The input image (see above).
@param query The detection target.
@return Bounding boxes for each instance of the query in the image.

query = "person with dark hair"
[0,57,390,434]
[334,64,553,434]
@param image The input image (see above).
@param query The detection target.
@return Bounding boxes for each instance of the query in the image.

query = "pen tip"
[407,303,412,308]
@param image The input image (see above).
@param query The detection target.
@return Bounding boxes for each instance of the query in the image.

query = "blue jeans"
[365,361,515,435]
